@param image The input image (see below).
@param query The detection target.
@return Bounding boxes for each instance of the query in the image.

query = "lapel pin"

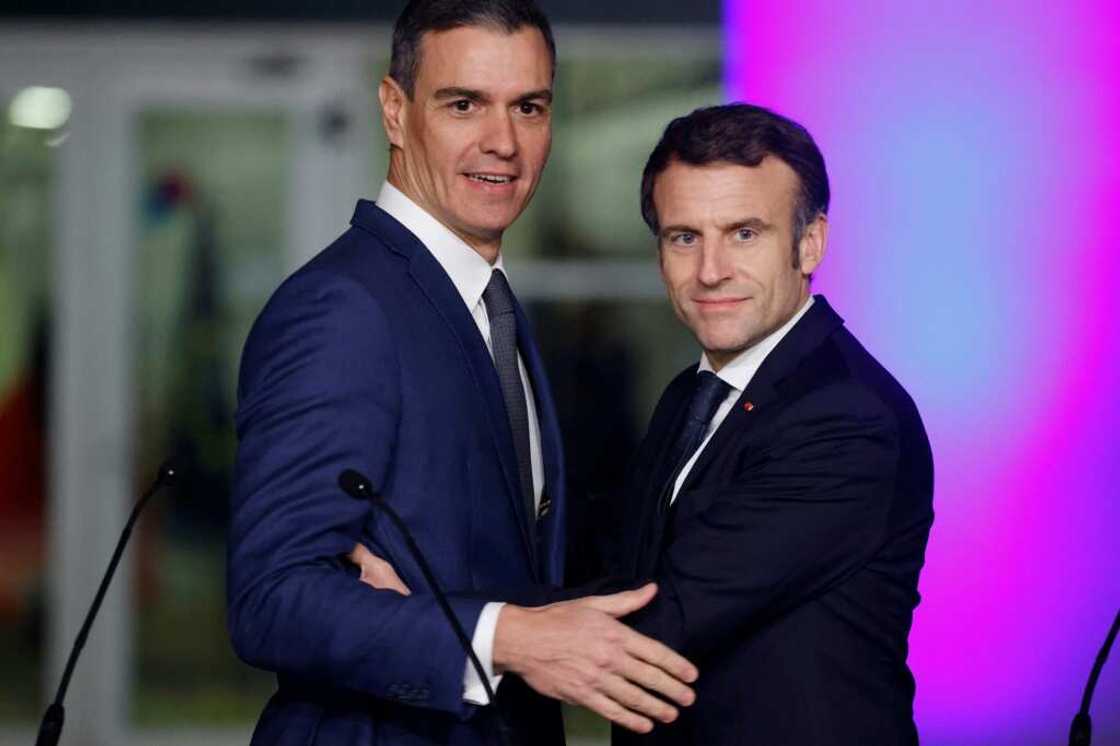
[743,401,755,413]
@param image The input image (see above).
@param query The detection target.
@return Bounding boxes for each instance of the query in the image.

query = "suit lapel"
[511,297,564,583]
[631,369,695,577]
[351,202,538,576]
[676,295,846,499]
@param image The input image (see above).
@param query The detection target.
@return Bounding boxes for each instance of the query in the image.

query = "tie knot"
[482,269,516,318]
[688,371,731,426]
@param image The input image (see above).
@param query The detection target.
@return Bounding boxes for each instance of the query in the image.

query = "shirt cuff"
[463,601,506,705]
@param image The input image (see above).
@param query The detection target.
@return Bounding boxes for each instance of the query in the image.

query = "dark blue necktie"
[635,369,732,575]
[659,370,732,505]
[482,269,535,529]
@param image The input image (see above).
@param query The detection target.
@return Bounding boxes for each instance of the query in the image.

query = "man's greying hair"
[390,0,556,99]
[640,103,830,266]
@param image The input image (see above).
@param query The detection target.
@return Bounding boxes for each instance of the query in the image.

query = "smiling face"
[379,24,553,262]
[654,158,828,370]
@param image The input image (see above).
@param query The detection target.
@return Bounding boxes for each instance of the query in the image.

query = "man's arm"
[627,387,901,658]
[348,544,698,732]
[227,269,486,717]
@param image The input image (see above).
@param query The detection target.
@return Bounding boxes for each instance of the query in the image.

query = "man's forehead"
[655,158,800,221]
[414,24,553,93]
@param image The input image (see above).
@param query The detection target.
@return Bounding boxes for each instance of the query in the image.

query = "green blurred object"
[0,113,54,726]
[132,109,290,725]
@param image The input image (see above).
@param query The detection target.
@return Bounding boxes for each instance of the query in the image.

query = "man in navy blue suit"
[227,1,697,744]
[609,104,935,744]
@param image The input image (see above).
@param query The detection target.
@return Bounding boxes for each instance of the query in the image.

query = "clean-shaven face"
[382,24,553,258]
[654,158,826,370]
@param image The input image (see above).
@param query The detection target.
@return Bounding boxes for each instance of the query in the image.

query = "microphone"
[36,461,179,746]
[1069,607,1120,746]
[338,468,514,746]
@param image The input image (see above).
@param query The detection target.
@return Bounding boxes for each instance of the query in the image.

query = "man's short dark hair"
[640,103,830,263]
[390,0,556,99]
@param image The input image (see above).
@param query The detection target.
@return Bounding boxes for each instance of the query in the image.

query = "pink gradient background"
[725,1,1120,743]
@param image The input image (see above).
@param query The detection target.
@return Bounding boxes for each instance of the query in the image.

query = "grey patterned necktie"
[482,269,535,528]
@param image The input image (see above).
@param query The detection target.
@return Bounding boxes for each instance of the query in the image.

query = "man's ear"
[378,75,408,149]
[798,213,828,276]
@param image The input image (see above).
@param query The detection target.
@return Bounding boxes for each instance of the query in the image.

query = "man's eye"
[518,102,541,116]
[452,100,474,113]
[672,233,697,246]
[737,228,756,241]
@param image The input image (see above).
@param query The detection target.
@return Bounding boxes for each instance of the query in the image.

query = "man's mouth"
[466,173,515,185]
[695,297,748,306]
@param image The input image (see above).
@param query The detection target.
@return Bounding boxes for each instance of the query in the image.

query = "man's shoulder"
[262,206,416,315]
[239,220,403,370]
[298,215,403,285]
[789,325,925,438]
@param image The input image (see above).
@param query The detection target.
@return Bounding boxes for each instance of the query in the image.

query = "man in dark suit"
[612,104,935,745]
[227,2,696,744]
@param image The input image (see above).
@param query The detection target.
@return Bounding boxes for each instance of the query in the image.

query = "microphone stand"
[1069,607,1120,746]
[35,462,179,746]
[339,469,515,746]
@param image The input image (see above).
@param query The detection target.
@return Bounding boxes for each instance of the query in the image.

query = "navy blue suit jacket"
[228,200,567,745]
[614,296,934,746]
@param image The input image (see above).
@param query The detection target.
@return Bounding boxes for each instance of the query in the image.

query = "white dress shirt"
[671,296,815,503]
[376,181,541,704]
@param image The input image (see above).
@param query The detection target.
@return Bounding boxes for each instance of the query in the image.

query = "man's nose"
[480,110,518,159]
[697,243,732,286]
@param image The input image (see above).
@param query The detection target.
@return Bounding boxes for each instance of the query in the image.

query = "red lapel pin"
[743,401,755,412]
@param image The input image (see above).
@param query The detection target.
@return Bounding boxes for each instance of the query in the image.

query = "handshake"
[348,544,697,734]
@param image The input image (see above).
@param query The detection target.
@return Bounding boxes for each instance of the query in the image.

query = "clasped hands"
[347,544,697,734]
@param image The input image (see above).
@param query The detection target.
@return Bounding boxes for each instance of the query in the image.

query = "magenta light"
[725,1,1120,743]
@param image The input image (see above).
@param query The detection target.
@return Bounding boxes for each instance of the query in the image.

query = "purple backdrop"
[724,1,1120,743]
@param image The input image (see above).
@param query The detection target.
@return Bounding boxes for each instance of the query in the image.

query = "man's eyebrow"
[658,217,774,238]
[659,223,700,238]
[514,89,553,104]
[432,87,488,103]
[721,217,773,232]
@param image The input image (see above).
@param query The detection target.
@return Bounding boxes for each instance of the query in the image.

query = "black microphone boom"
[35,461,178,746]
[338,468,514,746]
[1069,606,1120,746]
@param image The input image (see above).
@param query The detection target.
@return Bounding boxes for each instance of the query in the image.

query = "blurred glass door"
[0,26,381,746]
[0,95,57,732]
[120,42,381,739]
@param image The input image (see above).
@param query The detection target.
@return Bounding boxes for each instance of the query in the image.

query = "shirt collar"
[699,295,815,391]
[376,180,503,311]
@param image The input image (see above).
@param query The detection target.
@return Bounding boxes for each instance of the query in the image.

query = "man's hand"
[493,583,698,734]
[349,543,411,596]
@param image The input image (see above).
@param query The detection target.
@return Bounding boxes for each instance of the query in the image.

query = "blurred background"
[0,1,1116,745]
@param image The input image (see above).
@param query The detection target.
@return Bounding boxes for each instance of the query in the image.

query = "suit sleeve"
[627,386,899,658]
[227,268,486,717]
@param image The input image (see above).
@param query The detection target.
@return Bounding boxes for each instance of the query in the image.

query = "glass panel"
[131,108,289,726]
[0,108,55,726]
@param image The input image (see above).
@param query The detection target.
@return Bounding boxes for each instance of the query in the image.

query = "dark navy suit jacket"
[614,296,934,746]
[228,200,567,746]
